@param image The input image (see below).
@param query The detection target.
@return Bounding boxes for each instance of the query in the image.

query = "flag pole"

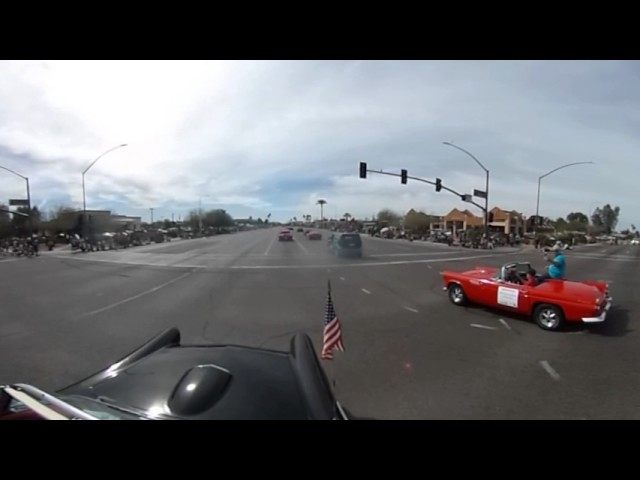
[326,279,337,392]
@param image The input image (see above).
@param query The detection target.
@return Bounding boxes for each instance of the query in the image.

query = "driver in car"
[505,266,523,285]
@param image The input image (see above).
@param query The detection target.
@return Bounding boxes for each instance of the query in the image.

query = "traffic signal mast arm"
[361,165,487,213]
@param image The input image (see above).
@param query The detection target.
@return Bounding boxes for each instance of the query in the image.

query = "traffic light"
[359,162,367,179]
[401,169,408,184]
[435,178,442,192]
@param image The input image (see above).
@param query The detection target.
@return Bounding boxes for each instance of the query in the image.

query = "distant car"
[297,228,304,232]
[303,230,310,236]
[279,230,293,241]
[328,233,362,258]
[0,328,351,420]
[307,231,322,240]
[287,227,294,231]
[441,261,612,331]
[631,239,639,245]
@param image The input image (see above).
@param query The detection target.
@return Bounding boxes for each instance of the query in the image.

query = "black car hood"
[59,340,337,420]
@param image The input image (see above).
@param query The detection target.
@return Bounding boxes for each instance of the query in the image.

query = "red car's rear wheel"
[533,304,564,331]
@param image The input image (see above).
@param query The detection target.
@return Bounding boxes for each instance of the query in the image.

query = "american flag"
[322,281,344,360]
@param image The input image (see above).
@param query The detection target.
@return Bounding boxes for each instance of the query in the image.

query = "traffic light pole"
[363,168,487,213]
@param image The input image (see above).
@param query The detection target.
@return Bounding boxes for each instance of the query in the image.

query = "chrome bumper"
[582,296,612,323]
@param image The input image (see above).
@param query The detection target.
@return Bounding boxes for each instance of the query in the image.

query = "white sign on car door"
[497,286,519,308]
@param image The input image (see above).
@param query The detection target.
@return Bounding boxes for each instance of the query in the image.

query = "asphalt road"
[1,230,639,419]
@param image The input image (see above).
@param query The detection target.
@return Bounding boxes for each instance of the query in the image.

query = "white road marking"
[569,255,639,263]
[82,271,193,317]
[540,360,561,381]
[263,233,277,256]
[369,252,456,258]
[340,277,345,281]
[470,324,498,330]
[294,239,310,255]
[499,318,512,330]
[361,288,371,294]
[404,307,419,313]
[230,252,516,270]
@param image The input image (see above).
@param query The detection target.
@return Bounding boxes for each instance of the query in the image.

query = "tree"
[11,206,41,236]
[186,209,201,231]
[316,199,327,220]
[44,205,81,234]
[591,204,620,234]
[204,209,234,228]
[0,204,11,238]
[343,213,352,222]
[566,212,588,225]
[553,217,568,231]
[404,209,431,233]
[377,208,402,227]
[0,204,9,223]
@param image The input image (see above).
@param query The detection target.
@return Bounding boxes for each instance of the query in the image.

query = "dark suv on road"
[328,233,363,258]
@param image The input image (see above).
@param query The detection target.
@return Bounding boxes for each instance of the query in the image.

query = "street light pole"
[0,165,32,235]
[82,144,128,239]
[534,161,594,234]
[443,142,490,238]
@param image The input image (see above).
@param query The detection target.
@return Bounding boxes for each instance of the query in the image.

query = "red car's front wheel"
[448,284,467,306]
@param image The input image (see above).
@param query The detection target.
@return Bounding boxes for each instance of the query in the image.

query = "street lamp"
[0,166,31,210]
[0,165,31,235]
[82,144,128,238]
[535,161,594,230]
[198,194,213,234]
[443,142,490,237]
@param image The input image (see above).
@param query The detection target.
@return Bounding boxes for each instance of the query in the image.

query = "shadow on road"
[583,306,633,337]
[458,304,633,338]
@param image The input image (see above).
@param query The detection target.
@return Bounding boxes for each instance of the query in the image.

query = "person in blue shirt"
[540,245,566,280]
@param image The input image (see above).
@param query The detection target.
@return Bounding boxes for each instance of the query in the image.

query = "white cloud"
[0,60,637,228]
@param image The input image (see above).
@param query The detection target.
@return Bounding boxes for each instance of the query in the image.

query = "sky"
[0,60,637,227]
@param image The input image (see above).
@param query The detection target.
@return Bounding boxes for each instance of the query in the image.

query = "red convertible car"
[441,261,612,331]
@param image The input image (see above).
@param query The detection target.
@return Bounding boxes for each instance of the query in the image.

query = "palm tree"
[343,213,352,222]
[317,199,327,221]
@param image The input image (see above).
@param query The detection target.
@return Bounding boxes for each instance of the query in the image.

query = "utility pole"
[150,208,154,225]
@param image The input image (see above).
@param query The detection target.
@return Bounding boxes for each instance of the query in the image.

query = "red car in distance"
[278,230,293,241]
[307,231,322,240]
[441,261,612,331]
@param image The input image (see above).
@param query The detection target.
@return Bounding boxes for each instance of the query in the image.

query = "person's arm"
[544,254,562,267]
